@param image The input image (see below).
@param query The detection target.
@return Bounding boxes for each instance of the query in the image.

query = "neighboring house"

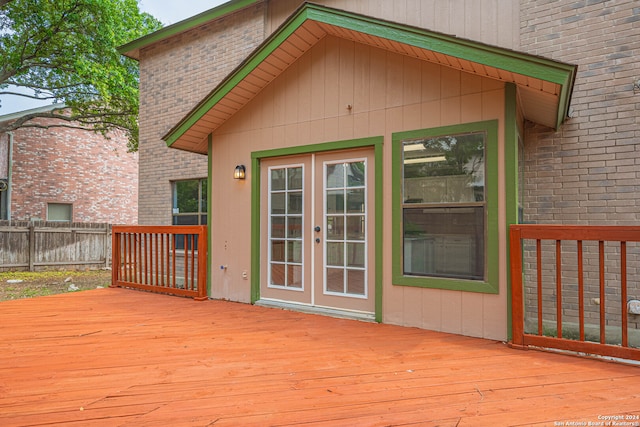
[121,0,639,342]
[0,105,138,224]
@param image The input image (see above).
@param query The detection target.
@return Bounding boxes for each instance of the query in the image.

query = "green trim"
[306,5,575,85]
[207,134,213,297]
[504,84,518,340]
[119,0,259,58]
[250,137,384,322]
[164,2,576,148]
[164,8,308,146]
[391,120,499,294]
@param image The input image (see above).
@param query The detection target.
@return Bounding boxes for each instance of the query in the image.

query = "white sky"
[0,0,228,115]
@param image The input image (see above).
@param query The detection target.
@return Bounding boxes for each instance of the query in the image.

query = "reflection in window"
[172,179,207,249]
[324,161,366,297]
[402,132,486,280]
[269,166,303,289]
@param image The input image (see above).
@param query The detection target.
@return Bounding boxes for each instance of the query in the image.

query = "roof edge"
[119,0,260,60]
[164,2,578,149]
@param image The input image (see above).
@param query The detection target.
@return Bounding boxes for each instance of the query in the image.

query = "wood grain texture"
[1,288,638,426]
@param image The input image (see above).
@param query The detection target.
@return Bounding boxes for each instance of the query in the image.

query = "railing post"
[195,225,208,301]
[509,225,525,349]
[111,228,120,288]
[28,222,35,272]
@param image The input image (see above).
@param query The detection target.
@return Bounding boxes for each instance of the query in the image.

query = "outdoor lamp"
[234,165,246,180]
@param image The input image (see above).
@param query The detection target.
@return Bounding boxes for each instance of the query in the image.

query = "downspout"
[6,131,13,220]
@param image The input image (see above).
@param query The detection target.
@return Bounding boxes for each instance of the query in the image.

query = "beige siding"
[210,36,508,340]
[267,0,519,50]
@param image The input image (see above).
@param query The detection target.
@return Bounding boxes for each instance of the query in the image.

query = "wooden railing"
[111,225,207,300]
[510,225,640,361]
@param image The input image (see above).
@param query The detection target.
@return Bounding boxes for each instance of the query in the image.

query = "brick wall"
[2,119,138,224]
[520,1,640,332]
[137,3,266,225]
[520,0,640,225]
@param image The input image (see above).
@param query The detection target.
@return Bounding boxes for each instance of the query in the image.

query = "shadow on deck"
[1,288,639,426]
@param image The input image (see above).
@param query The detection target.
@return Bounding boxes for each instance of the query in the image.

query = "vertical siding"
[266,0,520,50]
[211,37,508,340]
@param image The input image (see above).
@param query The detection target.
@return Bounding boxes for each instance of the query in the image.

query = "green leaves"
[0,0,162,151]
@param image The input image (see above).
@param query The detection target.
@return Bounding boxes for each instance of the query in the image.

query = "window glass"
[172,179,207,226]
[172,179,207,250]
[402,131,486,280]
[47,203,72,222]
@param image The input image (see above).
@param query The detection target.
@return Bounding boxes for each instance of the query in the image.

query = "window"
[172,179,207,250]
[392,121,498,293]
[47,203,73,222]
[172,179,207,226]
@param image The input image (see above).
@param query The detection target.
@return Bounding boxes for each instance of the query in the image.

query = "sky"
[0,0,228,116]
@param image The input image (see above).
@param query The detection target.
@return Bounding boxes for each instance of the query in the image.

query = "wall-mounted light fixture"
[234,165,246,180]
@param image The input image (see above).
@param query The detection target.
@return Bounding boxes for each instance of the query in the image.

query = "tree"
[0,0,162,151]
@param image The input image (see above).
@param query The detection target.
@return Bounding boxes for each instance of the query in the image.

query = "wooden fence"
[111,225,207,300]
[0,221,111,272]
[510,224,640,361]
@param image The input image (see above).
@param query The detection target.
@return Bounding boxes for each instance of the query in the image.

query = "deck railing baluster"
[111,226,207,300]
[510,224,640,362]
[621,241,628,348]
[556,240,562,339]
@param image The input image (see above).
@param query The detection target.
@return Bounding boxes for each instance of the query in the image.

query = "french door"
[259,148,375,314]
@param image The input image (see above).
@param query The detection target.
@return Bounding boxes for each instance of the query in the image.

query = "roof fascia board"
[307,5,575,86]
[165,3,577,145]
[119,0,259,58]
[164,6,310,146]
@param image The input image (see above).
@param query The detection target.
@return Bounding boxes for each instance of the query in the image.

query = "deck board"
[0,288,638,426]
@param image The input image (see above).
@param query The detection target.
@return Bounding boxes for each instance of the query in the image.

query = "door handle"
[314,226,321,232]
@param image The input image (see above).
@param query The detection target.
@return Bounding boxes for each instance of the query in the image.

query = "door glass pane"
[326,268,344,293]
[326,190,344,214]
[346,189,365,213]
[271,264,285,286]
[287,265,302,288]
[326,164,343,188]
[271,169,286,191]
[271,193,285,214]
[326,216,344,240]
[287,217,302,238]
[326,242,344,266]
[346,216,365,240]
[346,242,365,268]
[288,167,303,190]
[287,241,302,263]
[346,270,365,295]
[288,192,303,214]
[271,217,285,238]
[347,162,365,187]
[271,240,285,262]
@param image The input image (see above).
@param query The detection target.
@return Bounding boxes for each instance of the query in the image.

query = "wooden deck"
[1,289,639,427]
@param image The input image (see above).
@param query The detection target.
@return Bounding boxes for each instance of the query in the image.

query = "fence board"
[0,221,111,272]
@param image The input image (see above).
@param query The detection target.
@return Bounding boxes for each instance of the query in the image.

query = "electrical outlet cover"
[628,300,640,315]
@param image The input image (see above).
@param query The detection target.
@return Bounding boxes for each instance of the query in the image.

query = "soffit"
[165,3,576,154]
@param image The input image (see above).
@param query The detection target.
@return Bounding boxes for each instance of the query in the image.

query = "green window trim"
[392,120,499,294]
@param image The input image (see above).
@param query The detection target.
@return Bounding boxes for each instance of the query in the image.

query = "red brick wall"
[2,119,138,224]
[520,0,640,225]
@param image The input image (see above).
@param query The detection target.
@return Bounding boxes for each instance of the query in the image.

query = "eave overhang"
[164,2,577,154]
[118,0,260,60]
